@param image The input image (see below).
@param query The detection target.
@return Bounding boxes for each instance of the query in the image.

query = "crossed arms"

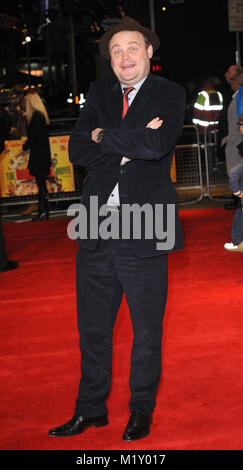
[91,117,163,163]
[68,81,186,171]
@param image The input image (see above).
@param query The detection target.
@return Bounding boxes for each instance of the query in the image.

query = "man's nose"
[122,50,130,61]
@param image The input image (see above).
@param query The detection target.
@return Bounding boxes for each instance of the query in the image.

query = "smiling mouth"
[121,64,136,71]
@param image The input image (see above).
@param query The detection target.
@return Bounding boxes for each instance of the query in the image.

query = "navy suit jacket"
[69,72,186,257]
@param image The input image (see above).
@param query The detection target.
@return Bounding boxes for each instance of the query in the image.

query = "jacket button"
[120,168,125,175]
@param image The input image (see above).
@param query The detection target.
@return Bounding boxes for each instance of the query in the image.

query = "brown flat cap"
[99,16,160,60]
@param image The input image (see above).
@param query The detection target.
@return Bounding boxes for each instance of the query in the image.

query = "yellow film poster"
[0,135,74,197]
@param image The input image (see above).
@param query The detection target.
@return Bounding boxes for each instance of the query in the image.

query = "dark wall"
[123,0,241,86]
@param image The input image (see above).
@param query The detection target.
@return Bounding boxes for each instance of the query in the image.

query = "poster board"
[0,135,74,197]
[228,0,243,31]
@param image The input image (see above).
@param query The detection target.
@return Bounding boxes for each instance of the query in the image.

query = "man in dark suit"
[49,17,186,441]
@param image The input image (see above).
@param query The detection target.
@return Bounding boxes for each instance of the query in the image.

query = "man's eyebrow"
[111,41,140,49]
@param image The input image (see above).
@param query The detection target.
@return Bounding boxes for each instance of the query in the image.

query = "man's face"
[225,65,240,91]
[109,30,153,86]
[229,78,239,92]
[225,65,238,84]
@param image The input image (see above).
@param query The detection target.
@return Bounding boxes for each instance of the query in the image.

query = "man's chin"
[119,74,138,85]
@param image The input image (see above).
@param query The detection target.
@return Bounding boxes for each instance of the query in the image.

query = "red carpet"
[1,208,243,450]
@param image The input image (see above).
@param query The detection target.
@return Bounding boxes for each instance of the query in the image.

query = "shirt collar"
[120,75,148,94]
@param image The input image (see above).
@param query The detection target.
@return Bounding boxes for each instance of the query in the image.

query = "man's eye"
[114,50,120,55]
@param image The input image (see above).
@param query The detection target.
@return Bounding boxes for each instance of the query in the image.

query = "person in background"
[0,120,18,273]
[192,75,223,134]
[184,76,198,125]
[217,67,236,163]
[22,91,51,221]
[224,71,243,252]
[0,217,18,273]
[224,135,243,252]
[222,65,243,210]
[236,71,243,119]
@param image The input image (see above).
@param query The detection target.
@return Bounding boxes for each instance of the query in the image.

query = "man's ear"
[147,44,153,59]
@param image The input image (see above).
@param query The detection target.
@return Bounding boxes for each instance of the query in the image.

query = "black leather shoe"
[0,260,18,273]
[122,412,152,441]
[48,414,108,437]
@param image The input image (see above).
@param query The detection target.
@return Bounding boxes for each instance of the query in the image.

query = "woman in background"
[22,91,51,221]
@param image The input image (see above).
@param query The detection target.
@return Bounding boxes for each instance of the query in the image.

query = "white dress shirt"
[106,75,148,208]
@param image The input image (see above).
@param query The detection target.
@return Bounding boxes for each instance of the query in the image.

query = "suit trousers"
[75,236,168,418]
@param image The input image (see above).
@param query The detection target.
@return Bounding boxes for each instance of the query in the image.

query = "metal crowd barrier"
[174,125,204,204]
[0,121,231,218]
[203,124,231,201]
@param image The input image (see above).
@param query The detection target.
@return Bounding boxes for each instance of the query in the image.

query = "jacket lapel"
[106,78,123,128]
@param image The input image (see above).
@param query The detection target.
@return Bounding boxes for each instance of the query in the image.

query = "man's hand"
[146,117,163,129]
[91,128,103,143]
[123,118,163,163]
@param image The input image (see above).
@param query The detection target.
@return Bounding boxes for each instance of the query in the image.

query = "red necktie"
[122,87,135,118]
